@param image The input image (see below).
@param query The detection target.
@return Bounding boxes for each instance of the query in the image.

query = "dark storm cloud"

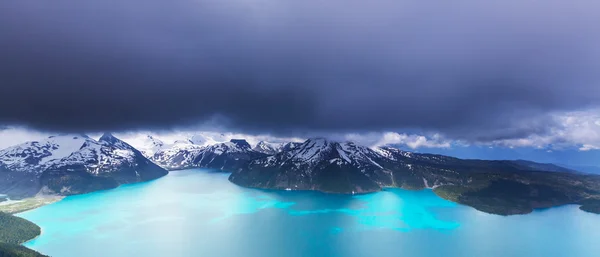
[1,0,599,140]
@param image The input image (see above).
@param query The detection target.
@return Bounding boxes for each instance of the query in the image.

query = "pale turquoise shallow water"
[17,169,600,257]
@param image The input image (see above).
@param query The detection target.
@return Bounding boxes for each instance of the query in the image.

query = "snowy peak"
[253,138,386,172]
[303,138,330,148]
[150,142,205,170]
[281,142,301,152]
[99,133,130,148]
[0,133,157,174]
[141,135,166,156]
[151,137,266,171]
[0,135,94,173]
[188,134,211,146]
[180,133,231,147]
[105,135,131,150]
[0,133,168,197]
[119,132,305,162]
[282,138,380,164]
[188,139,266,171]
[115,134,166,158]
[233,138,391,194]
[253,141,302,155]
[336,142,385,168]
[47,133,149,173]
[99,132,135,146]
[374,146,413,160]
[119,133,228,159]
[286,138,335,163]
[173,139,193,145]
[202,139,256,155]
[99,132,116,142]
[253,141,282,155]
[146,135,165,146]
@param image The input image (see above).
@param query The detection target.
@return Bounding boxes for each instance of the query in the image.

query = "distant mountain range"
[397,144,600,174]
[152,139,267,171]
[129,133,302,171]
[0,133,599,216]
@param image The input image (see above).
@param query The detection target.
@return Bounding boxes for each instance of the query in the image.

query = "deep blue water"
[17,169,600,257]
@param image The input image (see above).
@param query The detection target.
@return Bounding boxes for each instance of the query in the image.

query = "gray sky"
[1,0,599,143]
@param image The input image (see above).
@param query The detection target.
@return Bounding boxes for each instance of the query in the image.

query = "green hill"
[0,212,47,257]
[0,212,40,245]
[0,243,48,257]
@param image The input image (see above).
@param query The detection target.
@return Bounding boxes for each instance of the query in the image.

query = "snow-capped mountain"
[192,139,267,171]
[53,133,167,178]
[230,138,392,193]
[151,140,206,170]
[229,138,587,193]
[230,138,600,215]
[120,133,237,160]
[280,142,302,152]
[116,132,307,171]
[188,134,216,146]
[152,139,267,171]
[120,134,166,157]
[252,141,282,155]
[0,134,91,173]
[252,141,303,155]
[119,132,305,158]
[0,133,167,198]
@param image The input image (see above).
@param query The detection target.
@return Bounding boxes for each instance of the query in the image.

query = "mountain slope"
[0,134,168,198]
[230,138,390,193]
[0,135,91,173]
[191,139,267,171]
[509,160,577,173]
[0,242,48,257]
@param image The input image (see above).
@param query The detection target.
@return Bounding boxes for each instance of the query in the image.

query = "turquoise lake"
[17,169,600,257]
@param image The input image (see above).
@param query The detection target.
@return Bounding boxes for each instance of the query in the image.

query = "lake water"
[17,169,600,257]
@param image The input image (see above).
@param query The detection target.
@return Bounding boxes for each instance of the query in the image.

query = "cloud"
[480,109,600,150]
[115,130,304,148]
[580,145,600,151]
[1,109,599,153]
[0,0,599,142]
[0,127,51,149]
[335,132,452,149]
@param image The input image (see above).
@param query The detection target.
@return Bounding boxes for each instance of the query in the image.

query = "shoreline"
[1,196,64,214]
[21,228,43,246]
[230,180,600,216]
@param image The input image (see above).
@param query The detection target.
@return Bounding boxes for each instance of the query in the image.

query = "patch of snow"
[113,149,134,159]
[0,135,92,173]
[39,136,88,164]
